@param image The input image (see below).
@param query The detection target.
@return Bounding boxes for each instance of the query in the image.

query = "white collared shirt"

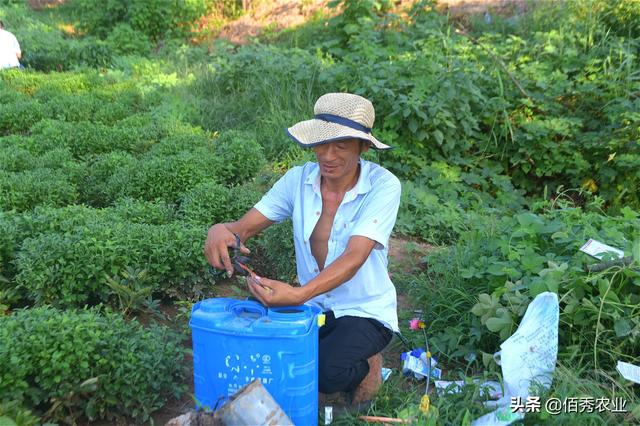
[254,158,401,331]
[0,29,21,69]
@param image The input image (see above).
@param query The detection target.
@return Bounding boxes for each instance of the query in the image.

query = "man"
[0,21,22,70]
[204,92,401,408]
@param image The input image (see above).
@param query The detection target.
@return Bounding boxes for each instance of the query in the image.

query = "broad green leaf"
[481,351,495,368]
[433,130,444,145]
[486,315,511,333]
[516,212,544,228]
[487,263,506,276]
[614,318,632,337]
[529,279,547,297]
[522,255,545,272]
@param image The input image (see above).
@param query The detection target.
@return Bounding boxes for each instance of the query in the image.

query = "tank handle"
[229,301,267,318]
[267,306,311,321]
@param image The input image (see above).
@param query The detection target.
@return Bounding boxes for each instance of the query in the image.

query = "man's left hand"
[246,275,305,306]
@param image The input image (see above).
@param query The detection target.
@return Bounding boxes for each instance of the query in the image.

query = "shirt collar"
[305,158,372,197]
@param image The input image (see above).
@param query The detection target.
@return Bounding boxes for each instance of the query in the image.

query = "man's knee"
[319,357,354,393]
[318,356,367,393]
[319,358,344,393]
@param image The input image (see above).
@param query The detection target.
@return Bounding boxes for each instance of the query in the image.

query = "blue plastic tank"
[190,298,321,426]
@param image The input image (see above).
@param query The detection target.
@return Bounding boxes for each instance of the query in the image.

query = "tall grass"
[191,44,330,164]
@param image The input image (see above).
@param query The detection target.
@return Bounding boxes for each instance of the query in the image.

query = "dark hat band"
[314,113,371,134]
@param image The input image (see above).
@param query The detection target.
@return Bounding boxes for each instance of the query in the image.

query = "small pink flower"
[409,318,421,330]
[409,318,426,330]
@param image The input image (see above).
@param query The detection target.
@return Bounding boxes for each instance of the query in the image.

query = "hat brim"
[286,119,392,150]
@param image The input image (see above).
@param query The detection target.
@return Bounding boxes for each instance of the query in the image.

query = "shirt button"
[314,268,318,273]
[373,219,378,223]
[316,211,320,216]
[344,224,347,229]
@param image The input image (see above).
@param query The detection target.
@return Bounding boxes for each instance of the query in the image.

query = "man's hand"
[246,275,305,307]
[204,223,250,276]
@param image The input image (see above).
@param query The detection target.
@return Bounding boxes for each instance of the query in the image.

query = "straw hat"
[286,93,392,150]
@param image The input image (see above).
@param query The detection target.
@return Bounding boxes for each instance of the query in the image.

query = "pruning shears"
[208,234,273,294]
[208,233,253,277]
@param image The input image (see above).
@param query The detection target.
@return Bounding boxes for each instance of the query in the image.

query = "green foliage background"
[0,0,638,424]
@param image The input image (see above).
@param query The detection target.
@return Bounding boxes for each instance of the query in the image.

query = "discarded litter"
[617,361,640,384]
[324,406,333,425]
[471,291,559,426]
[580,238,624,260]
[382,367,393,382]
[401,348,441,380]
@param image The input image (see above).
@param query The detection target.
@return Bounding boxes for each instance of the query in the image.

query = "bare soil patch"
[210,0,530,45]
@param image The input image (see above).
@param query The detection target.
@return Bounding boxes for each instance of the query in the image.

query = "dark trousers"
[318,311,393,394]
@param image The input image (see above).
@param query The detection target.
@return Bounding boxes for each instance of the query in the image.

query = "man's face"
[313,138,369,180]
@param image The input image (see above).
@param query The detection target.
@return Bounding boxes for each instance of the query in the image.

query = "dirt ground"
[215,0,530,44]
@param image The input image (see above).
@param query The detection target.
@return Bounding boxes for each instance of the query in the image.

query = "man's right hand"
[204,224,251,277]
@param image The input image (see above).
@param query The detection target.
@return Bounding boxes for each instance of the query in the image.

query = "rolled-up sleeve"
[350,175,401,250]
[254,166,301,223]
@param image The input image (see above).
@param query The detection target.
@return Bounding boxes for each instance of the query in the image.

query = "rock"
[165,411,222,426]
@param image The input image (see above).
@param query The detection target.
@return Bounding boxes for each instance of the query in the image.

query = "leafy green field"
[0,0,638,424]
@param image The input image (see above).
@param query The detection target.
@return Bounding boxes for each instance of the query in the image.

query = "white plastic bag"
[498,291,559,399]
[472,291,559,425]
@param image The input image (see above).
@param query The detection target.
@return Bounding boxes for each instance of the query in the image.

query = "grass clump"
[0,306,187,424]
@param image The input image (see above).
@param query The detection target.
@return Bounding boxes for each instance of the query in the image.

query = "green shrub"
[214,130,266,185]
[0,207,94,283]
[109,149,220,204]
[0,146,33,172]
[148,131,215,157]
[19,32,113,71]
[179,180,261,225]
[0,168,79,212]
[16,222,209,306]
[80,151,139,206]
[396,162,526,244]
[0,400,39,426]
[30,119,155,159]
[0,146,79,173]
[0,135,57,155]
[0,306,187,423]
[0,86,24,105]
[29,81,150,125]
[105,23,153,55]
[111,198,176,225]
[178,180,231,225]
[38,93,104,124]
[116,112,166,144]
[0,203,176,288]
[68,0,211,41]
[0,100,46,135]
[0,69,98,95]
[252,222,296,283]
[73,37,113,68]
